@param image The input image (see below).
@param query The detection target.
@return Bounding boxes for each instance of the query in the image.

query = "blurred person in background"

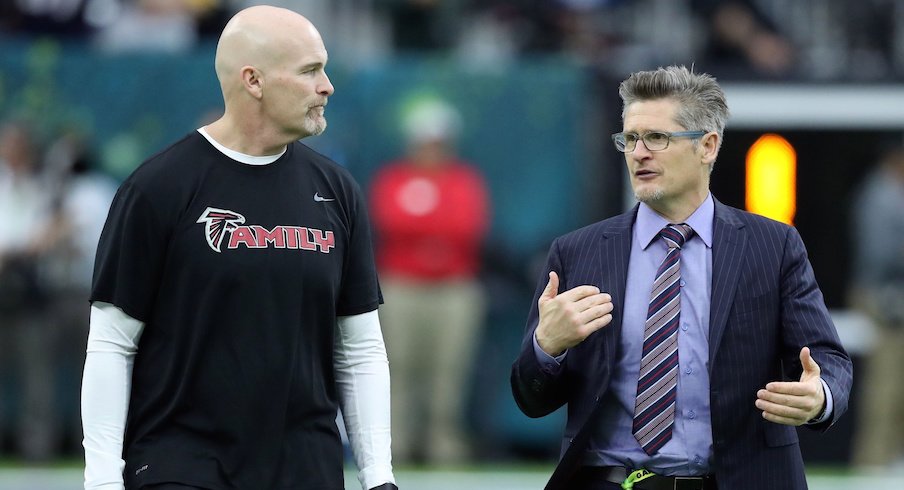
[81,5,396,489]
[849,145,904,470]
[689,0,795,79]
[458,0,613,62]
[511,65,852,490]
[41,128,117,297]
[93,0,203,53]
[39,128,118,459]
[375,0,463,52]
[0,0,225,45]
[0,122,115,461]
[0,120,56,460]
[0,0,95,37]
[369,97,490,465]
[840,0,901,79]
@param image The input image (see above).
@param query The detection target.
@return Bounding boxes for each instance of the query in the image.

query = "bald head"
[214,6,325,101]
[206,5,334,153]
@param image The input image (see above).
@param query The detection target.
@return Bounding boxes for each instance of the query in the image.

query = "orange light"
[745,134,796,225]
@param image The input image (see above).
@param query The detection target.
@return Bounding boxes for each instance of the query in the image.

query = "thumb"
[799,346,821,380]
[540,271,559,302]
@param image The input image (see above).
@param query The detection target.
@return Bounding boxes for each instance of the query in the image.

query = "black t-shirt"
[91,132,382,490]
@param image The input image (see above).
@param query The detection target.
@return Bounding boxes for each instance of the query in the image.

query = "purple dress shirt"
[536,194,715,475]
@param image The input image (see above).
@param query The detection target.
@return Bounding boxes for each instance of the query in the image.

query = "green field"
[0,464,902,490]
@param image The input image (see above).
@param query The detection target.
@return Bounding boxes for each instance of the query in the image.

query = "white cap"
[401,98,463,144]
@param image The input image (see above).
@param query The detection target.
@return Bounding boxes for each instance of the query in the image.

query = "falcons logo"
[197,207,246,253]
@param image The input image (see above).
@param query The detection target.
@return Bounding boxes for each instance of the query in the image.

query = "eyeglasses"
[611,130,706,152]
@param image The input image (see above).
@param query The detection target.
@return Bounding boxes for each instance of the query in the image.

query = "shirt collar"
[637,193,715,250]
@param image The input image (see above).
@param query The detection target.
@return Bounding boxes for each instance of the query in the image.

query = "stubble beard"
[309,118,327,136]
[634,185,665,203]
[303,111,327,137]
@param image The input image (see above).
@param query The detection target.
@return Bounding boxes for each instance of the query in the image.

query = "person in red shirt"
[369,97,490,465]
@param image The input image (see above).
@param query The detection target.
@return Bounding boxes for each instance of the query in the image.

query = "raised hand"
[755,346,826,426]
[535,271,614,357]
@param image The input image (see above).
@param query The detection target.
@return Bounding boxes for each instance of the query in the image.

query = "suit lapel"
[708,200,746,372]
[594,208,635,375]
[545,207,635,490]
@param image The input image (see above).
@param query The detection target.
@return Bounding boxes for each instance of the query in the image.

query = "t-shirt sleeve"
[336,180,382,316]
[90,180,169,322]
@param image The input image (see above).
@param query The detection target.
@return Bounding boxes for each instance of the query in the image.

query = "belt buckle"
[673,476,704,490]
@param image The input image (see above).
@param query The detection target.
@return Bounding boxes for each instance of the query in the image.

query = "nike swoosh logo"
[313,192,335,202]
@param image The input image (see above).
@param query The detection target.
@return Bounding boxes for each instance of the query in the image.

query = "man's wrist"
[807,379,833,424]
[535,328,563,357]
[369,484,398,490]
[807,404,827,424]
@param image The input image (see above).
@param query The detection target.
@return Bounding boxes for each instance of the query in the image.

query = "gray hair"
[618,65,729,152]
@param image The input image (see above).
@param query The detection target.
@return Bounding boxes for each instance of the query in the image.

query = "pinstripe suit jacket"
[511,199,853,490]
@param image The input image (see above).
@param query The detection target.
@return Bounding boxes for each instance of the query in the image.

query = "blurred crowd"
[1,0,903,80]
[0,120,116,461]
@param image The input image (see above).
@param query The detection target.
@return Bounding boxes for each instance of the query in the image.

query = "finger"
[758,382,824,420]
[540,271,559,302]
[755,398,809,419]
[800,346,821,378]
[760,409,806,426]
[574,292,613,311]
[558,285,602,302]
[757,389,815,410]
[763,380,819,396]
[579,302,614,323]
[584,313,613,335]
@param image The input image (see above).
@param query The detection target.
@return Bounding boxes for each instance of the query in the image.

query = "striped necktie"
[632,223,694,455]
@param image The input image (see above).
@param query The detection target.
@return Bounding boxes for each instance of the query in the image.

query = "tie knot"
[661,223,694,249]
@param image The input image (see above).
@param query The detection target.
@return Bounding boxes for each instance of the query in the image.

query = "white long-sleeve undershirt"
[81,303,143,490]
[81,302,394,490]
[334,310,395,489]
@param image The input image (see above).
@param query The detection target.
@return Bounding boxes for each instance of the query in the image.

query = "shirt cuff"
[532,331,566,372]
[359,464,396,490]
[84,484,125,490]
[808,379,834,424]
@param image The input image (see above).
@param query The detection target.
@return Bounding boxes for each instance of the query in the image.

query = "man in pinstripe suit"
[511,65,853,490]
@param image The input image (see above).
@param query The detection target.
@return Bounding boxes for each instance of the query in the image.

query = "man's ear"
[700,131,720,166]
[241,65,263,99]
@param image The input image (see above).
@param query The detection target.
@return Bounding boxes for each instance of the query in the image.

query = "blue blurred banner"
[0,38,594,262]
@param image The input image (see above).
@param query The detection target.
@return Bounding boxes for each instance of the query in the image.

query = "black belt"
[581,466,717,490]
